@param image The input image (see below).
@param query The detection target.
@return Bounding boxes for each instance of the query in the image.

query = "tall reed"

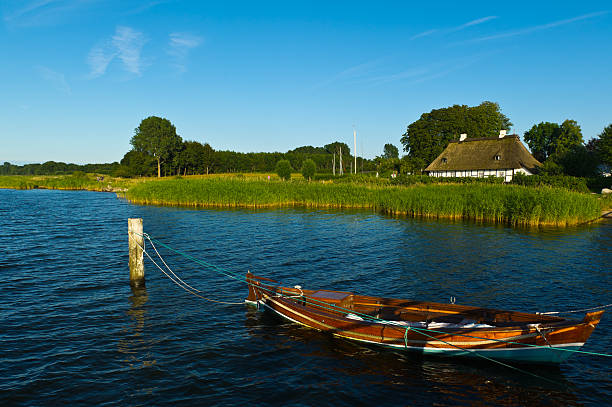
[124,178,602,226]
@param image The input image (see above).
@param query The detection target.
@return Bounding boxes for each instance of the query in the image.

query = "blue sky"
[1,1,611,164]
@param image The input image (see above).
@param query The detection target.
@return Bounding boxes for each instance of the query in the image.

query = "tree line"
[4,109,609,179]
[118,116,376,177]
[0,161,120,176]
[1,117,377,177]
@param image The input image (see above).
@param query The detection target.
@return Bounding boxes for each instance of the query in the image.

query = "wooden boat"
[245,272,604,364]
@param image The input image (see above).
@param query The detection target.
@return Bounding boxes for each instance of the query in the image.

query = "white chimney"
[499,130,507,138]
[459,133,467,141]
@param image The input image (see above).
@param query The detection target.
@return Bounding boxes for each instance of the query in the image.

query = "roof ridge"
[449,134,519,143]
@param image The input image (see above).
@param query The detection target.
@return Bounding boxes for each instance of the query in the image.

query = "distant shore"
[2,174,610,227]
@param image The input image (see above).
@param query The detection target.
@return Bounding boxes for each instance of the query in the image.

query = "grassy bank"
[124,177,604,226]
[3,174,607,226]
[0,174,135,191]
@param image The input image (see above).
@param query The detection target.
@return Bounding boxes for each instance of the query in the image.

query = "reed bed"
[0,175,134,191]
[124,178,602,226]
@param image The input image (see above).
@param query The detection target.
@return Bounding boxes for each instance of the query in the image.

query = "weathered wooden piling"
[128,218,145,287]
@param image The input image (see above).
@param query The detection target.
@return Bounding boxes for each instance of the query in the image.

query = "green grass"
[601,193,612,211]
[124,177,603,226]
[0,174,134,191]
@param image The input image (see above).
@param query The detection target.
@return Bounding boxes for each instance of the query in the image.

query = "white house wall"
[428,167,533,181]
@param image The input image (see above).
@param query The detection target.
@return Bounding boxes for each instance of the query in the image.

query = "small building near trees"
[425,131,541,182]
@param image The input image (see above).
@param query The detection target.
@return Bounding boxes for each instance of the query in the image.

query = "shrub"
[275,160,293,181]
[301,159,316,181]
[113,165,135,178]
[511,173,590,193]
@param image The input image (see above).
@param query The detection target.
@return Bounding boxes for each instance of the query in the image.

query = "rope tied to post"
[129,230,245,305]
[126,227,612,375]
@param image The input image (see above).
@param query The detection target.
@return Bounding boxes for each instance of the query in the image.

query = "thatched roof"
[425,135,541,172]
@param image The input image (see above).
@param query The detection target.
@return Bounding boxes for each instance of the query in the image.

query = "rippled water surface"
[1,189,610,406]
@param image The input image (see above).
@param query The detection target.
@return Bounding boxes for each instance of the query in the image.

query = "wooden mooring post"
[128,218,145,287]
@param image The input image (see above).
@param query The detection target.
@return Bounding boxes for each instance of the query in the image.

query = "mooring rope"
[131,232,612,361]
[144,233,244,283]
[254,283,612,358]
[129,233,244,305]
[537,303,612,315]
[408,324,560,385]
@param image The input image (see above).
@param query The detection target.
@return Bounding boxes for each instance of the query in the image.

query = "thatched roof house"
[425,132,541,182]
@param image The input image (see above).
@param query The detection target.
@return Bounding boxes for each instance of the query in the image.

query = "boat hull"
[245,273,604,364]
[254,298,583,364]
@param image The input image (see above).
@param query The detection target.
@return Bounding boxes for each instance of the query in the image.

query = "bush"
[275,160,293,181]
[587,176,612,193]
[301,159,316,181]
[113,165,135,178]
[511,173,590,193]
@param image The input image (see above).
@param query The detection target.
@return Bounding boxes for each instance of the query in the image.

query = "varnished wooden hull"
[245,273,603,364]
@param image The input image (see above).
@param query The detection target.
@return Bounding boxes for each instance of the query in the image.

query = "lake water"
[1,188,610,406]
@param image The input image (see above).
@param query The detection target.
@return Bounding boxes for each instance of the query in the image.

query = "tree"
[557,120,583,155]
[119,150,156,177]
[400,101,512,166]
[324,141,350,156]
[400,156,426,175]
[130,116,183,177]
[289,146,327,154]
[174,140,216,175]
[524,120,583,163]
[596,124,612,167]
[301,159,316,181]
[523,122,559,162]
[556,144,599,177]
[382,143,399,159]
[375,157,401,175]
[275,159,293,181]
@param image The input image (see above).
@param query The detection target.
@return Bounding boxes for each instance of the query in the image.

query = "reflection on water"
[118,286,156,369]
[246,308,581,406]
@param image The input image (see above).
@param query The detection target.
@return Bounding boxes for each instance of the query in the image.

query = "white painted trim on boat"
[257,298,584,363]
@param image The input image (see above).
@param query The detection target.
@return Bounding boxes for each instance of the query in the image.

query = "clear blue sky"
[1,1,611,164]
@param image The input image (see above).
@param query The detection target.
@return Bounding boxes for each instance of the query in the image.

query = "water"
[0,189,610,406]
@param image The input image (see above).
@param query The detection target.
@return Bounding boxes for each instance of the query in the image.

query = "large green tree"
[400,101,512,165]
[119,150,156,177]
[556,144,599,177]
[524,120,583,162]
[131,116,183,177]
[382,143,399,159]
[596,124,612,167]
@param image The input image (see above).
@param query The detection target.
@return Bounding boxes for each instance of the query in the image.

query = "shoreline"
[123,178,606,227]
[2,175,610,227]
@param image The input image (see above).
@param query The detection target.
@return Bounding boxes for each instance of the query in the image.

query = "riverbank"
[0,174,135,192]
[3,174,609,226]
[124,177,606,226]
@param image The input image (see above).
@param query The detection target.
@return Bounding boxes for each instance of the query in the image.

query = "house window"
[442,157,447,163]
[477,170,483,177]
[495,155,501,161]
